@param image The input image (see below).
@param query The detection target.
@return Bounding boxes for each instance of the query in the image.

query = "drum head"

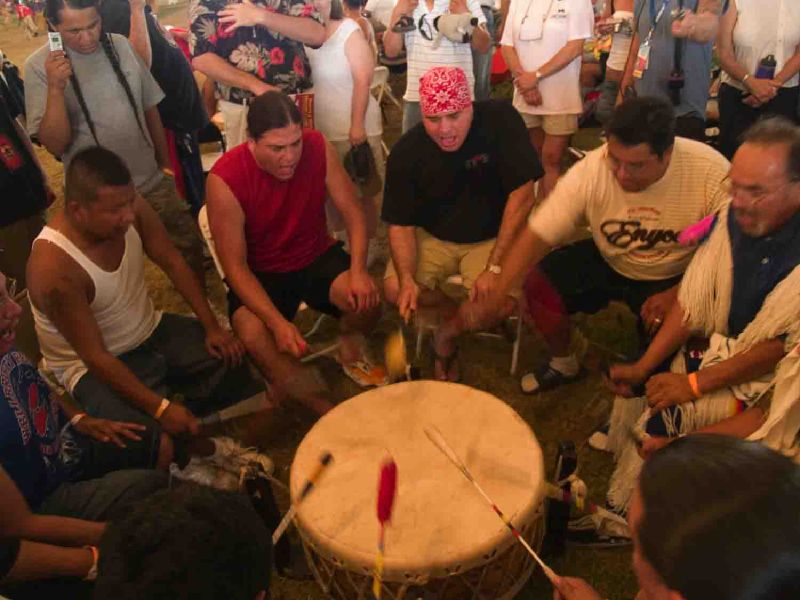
[291,381,544,578]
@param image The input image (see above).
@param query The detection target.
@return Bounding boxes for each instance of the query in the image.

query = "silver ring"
[654,317,663,324]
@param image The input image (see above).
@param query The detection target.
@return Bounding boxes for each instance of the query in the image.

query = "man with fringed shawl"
[600,117,800,532]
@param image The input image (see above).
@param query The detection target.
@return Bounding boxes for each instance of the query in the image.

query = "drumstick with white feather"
[423,427,558,584]
[272,452,333,545]
[373,459,397,599]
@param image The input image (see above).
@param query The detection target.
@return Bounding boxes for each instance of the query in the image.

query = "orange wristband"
[687,372,702,399]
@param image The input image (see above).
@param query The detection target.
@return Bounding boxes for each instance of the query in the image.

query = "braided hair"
[44,0,150,148]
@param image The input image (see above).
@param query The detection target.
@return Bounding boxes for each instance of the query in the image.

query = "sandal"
[433,345,460,383]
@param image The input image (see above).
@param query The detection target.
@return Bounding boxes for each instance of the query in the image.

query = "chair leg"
[510,311,523,375]
[305,313,327,338]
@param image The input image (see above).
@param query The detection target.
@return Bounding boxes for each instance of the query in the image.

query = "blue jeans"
[471,5,495,101]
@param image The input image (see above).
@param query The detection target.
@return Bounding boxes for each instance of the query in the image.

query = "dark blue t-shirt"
[728,209,800,337]
[0,349,67,508]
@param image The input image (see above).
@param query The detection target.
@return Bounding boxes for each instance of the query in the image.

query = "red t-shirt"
[211,129,334,273]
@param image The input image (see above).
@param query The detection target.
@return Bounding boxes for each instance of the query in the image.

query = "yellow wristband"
[154,398,171,420]
[687,372,702,399]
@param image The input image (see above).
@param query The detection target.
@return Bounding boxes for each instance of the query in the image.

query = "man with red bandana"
[190,0,324,147]
[382,66,543,382]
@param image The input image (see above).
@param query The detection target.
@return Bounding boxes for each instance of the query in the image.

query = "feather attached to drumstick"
[384,328,411,382]
[423,426,559,584]
[272,452,333,545]
[373,459,397,599]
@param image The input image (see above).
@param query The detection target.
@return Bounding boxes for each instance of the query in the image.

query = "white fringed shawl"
[678,204,800,458]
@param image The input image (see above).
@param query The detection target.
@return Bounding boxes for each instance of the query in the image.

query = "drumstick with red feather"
[373,459,397,599]
[424,426,558,584]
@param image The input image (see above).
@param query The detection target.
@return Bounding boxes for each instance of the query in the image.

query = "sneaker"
[588,424,611,453]
[342,359,388,387]
[520,365,585,394]
[210,436,274,476]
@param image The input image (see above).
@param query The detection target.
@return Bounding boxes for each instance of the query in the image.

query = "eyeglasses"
[722,175,799,207]
[604,151,654,175]
[0,277,17,308]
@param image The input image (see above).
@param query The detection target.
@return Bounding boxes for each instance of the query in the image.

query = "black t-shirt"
[100,3,208,133]
[0,93,47,227]
[382,100,543,244]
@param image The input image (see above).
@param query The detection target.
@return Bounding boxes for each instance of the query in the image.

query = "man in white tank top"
[27,147,262,468]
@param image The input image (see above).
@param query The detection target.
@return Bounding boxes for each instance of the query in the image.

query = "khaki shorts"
[520,112,579,136]
[384,229,520,299]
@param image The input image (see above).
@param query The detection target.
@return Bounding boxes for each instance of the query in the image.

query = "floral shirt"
[190,0,320,102]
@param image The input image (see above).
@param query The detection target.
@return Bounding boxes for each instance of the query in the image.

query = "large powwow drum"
[291,381,545,599]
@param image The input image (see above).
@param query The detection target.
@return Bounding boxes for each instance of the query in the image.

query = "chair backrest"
[197,205,228,289]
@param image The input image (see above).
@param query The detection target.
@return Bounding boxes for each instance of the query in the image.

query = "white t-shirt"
[528,138,731,281]
[403,0,487,102]
[500,0,593,115]
[307,19,383,142]
[719,0,800,90]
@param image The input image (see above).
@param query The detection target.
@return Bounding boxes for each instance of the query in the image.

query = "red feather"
[376,460,397,524]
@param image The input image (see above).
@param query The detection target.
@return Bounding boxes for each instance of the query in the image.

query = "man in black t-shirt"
[382,67,542,381]
[100,0,209,214]
[0,89,50,290]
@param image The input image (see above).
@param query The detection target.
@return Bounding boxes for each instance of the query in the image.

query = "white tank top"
[31,225,161,393]
[307,18,383,142]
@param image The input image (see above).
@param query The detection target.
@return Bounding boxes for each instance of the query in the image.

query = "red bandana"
[419,67,472,117]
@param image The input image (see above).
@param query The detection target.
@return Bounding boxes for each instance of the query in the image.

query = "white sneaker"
[210,436,274,476]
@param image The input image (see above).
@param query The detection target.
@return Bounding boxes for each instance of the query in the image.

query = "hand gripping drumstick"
[272,452,333,545]
[373,459,397,600]
[423,427,558,584]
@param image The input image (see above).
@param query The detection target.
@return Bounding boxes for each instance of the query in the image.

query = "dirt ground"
[2,7,639,598]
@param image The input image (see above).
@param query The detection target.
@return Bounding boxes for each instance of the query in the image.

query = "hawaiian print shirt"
[190,0,320,102]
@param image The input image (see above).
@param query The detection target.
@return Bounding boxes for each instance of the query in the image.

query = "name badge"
[633,42,651,79]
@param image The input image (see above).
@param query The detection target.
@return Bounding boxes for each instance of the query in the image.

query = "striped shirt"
[528,138,731,281]
[403,0,486,102]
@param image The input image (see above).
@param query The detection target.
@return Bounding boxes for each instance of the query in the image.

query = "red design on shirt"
[270,47,285,65]
[293,55,305,76]
[0,134,23,171]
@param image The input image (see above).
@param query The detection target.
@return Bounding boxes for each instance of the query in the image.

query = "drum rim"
[290,381,546,577]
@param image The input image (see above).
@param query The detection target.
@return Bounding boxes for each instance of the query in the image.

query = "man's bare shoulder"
[27,231,93,313]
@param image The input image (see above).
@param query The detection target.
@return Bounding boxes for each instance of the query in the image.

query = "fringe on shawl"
[677,204,800,352]
[606,388,741,512]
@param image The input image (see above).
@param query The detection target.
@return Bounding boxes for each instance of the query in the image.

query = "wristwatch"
[535,69,544,81]
[486,263,502,275]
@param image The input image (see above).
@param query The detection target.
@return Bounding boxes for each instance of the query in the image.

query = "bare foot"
[432,330,460,382]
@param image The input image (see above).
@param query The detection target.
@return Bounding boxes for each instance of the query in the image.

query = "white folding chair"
[414,275,523,375]
[370,65,401,158]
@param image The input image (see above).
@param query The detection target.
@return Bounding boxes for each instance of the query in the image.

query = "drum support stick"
[543,483,628,529]
[424,427,558,584]
[272,452,334,545]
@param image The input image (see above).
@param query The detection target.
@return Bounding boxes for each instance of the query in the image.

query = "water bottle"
[755,54,777,80]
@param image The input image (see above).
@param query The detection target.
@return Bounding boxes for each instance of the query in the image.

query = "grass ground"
[1,9,639,598]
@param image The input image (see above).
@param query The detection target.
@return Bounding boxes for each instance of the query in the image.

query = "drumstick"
[199,391,272,426]
[423,427,558,584]
[272,452,334,545]
[373,459,398,600]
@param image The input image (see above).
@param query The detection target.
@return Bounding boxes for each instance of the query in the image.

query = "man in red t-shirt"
[207,91,383,415]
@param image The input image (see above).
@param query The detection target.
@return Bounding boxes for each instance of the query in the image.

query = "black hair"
[65,146,132,203]
[343,0,366,9]
[329,0,344,21]
[246,90,302,140]
[44,0,149,147]
[606,96,676,159]
[741,117,800,182]
[639,435,800,600]
[95,484,272,600]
